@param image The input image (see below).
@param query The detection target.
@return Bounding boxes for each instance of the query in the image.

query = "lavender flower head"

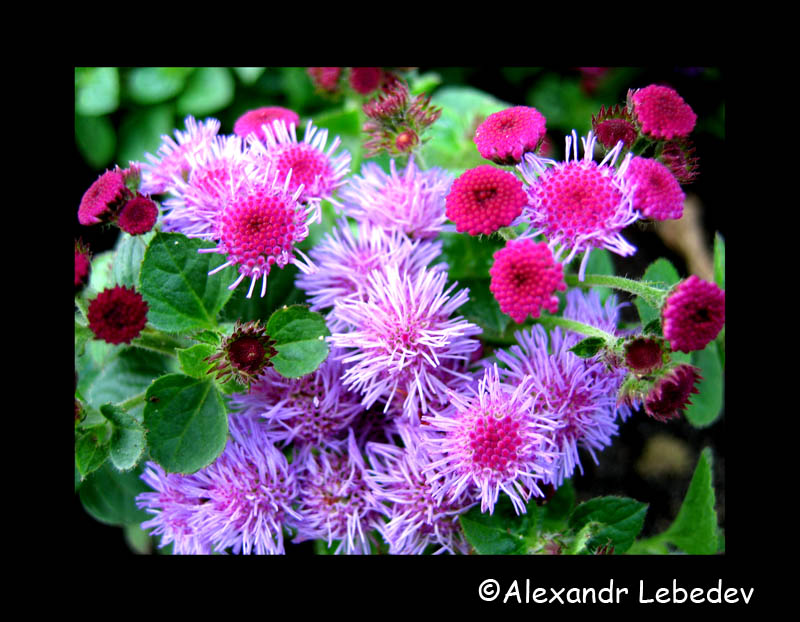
[338,157,453,239]
[422,364,560,515]
[290,431,387,554]
[137,414,300,554]
[494,290,632,487]
[366,424,477,554]
[295,217,444,319]
[229,348,365,450]
[140,115,221,196]
[330,263,482,420]
[517,130,638,280]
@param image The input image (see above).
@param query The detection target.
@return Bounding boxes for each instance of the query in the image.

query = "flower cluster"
[75,71,723,556]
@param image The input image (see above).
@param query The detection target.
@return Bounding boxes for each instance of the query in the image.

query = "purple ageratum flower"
[137,463,214,555]
[295,217,444,318]
[517,130,638,280]
[198,162,320,298]
[421,365,560,515]
[330,264,482,420]
[290,431,387,554]
[140,116,221,196]
[137,414,300,555]
[160,133,253,239]
[338,157,453,239]
[246,119,351,207]
[229,348,365,450]
[365,424,477,555]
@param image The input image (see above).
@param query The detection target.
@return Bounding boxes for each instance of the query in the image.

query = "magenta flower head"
[644,364,702,422]
[489,238,566,324]
[365,425,477,555]
[629,84,697,141]
[445,165,528,236]
[198,162,319,299]
[160,133,251,239]
[229,348,365,450]
[494,324,624,488]
[349,67,384,95]
[308,67,343,93]
[88,285,149,345]
[422,365,560,515]
[295,217,443,317]
[75,239,91,291]
[140,116,221,196]
[473,106,547,165]
[624,156,685,221]
[339,157,453,239]
[117,194,159,235]
[248,119,351,207]
[591,104,638,151]
[662,275,725,353]
[233,106,300,142]
[291,430,387,554]
[518,130,638,280]
[137,414,301,555]
[330,264,482,420]
[78,169,132,225]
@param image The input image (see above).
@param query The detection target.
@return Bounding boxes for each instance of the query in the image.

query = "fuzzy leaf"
[684,341,723,428]
[143,373,228,474]
[662,448,718,554]
[569,337,606,358]
[140,232,237,334]
[100,404,147,471]
[634,258,681,324]
[540,480,576,531]
[568,496,648,554]
[113,231,155,288]
[266,305,331,378]
[219,263,302,325]
[78,462,151,526]
[460,495,542,555]
[75,424,111,479]
[177,343,217,379]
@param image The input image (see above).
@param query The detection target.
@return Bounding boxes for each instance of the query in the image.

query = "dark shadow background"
[74,67,724,555]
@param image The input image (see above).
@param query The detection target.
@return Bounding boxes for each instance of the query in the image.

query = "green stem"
[131,327,185,358]
[118,390,147,412]
[565,274,668,308]
[534,315,617,344]
[413,147,428,171]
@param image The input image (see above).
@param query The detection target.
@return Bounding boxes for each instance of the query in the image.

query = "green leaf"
[584,249,615,302]
[75,317,92,358]
[144,373,228,474]
[113,231,154,288]
[78,462,151,526]
[86,347,176,419]
[193,330,222,346]
[409,71,442,96]
[438,232,504,280]
[457,278,508,338]
[219,262,301,324]
[100,404,147,471]
[713,232,725,290]
[643,319,662,336]
[75,424,111,479]
[565,521,602,555]
[634,258,681,325]
[75,114,116,169]
[420,86,509,172]
[460,495,539,555]
[662,448,718,554]
[75,67,119,116]
[684,341,723,427]
[177,343,216,379]
[541,479,575,531]
[177,67,234,117]
[266,305,331,378]
[127,67,194,105]
[527,72,598,135]
[117,103,175,167]
[140,232,237,333]
[233,67,266,85]
[568,496,648,554]
[124,523,154,554]
[569,337,606,358]
[87,250,115,293]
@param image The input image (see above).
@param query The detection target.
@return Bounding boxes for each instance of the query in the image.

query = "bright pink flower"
[630,85,697,140]
[625,156,685,221]
[489,239,566,323]
[349,67,383,94]
[662,276,725,353]
[233,107,300,142]
[445,165,528,236]
[473,106,547,165]
[307,67,342,93]
[78,170,131,225]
